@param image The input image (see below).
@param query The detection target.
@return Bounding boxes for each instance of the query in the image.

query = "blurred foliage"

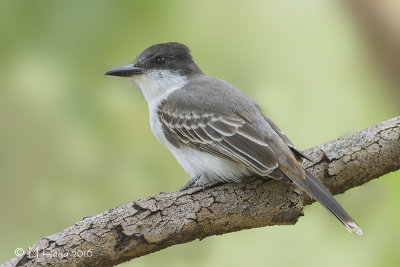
[0,0,399,266]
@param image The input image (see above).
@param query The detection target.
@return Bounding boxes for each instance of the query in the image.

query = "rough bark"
[3,116,400,267]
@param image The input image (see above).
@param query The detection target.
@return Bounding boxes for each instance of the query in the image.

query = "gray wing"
[157,100,279,175]
[261,114,310,162]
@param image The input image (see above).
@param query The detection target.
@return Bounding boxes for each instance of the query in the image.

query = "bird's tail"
[292,169,363,235]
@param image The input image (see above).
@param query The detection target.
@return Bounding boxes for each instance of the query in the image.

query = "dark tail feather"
[292,169,363,235]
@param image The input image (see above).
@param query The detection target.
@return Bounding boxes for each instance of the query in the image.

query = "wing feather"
[261,114,310,161]
[158,103,278,175]
[193,127,213,143]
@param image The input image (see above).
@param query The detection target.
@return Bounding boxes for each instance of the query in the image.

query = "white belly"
[149,107,251,184]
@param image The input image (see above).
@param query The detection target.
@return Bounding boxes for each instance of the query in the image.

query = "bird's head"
[105,42,202,102]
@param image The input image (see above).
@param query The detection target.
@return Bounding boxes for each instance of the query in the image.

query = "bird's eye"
[155,57,167,66]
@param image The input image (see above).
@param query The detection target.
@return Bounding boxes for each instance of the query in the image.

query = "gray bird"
[105,42,362,235]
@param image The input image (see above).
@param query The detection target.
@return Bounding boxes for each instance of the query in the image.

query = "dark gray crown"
[133,42,202,76]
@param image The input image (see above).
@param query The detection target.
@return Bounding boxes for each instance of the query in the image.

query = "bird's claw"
[179,175,206,192]
[179,175,201,191]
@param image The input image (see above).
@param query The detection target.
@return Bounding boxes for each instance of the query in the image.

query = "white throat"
[132,69,187,108]
[134,69,187,160]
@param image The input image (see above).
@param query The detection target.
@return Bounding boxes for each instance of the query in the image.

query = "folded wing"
[158,101,279,176]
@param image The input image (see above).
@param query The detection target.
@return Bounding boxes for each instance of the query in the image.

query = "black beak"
[105,64,146,77]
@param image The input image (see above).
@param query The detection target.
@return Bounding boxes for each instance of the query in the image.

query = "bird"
[105,42,362,235]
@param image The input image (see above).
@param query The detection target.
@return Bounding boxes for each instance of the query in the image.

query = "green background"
[1,1,399,266]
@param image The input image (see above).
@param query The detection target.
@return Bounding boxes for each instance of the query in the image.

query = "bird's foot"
[179,175,201,191]
[199,180,206,193]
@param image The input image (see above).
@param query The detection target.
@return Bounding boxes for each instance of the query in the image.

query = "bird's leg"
[179,175,201,191]
[198,180,206,193]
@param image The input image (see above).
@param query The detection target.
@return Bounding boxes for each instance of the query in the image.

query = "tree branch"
[4,117,400,267]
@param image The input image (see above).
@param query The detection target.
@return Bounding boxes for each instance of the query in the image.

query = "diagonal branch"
[4,117,400,267]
